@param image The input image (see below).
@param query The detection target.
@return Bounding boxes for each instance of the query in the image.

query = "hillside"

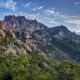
[0,52,80,80]
[0,15,80,80]
[3,15,80,62]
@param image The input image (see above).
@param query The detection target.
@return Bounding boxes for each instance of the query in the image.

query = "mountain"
[1,15,80,62]
[49,26,80,62]
[4,15,48,31]
[0,15,80,80]
[0,21,36,55]
[50,25,80,43]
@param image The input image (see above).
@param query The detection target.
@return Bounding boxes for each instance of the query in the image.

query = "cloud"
[25,2,31,7]
[74,1,80,5]
[0,0,17,11]
[43,8,65,20]
[42,8,80,31]
[65,18,80,26]
[1,3,79,32]
[63,16,80,32]
[32,6,44,11]
[38,6,44,9]
[43,8,67,21]
[44,8,55,15]
[44,8,80,26]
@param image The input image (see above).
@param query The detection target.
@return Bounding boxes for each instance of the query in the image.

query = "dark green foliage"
[55,61,80,80]
[0,53,80,80]
[0,31,14,46]
[51,38,80,61]
[6,31,13,41]
[0,38,12,46]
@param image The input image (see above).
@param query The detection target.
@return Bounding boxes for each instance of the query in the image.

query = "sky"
[0,0,80,32]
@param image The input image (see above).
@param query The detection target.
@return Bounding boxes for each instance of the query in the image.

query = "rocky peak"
[3,15,48,41]
[4,15,48,32]
[4,15,80,43]
[56,25,68,30]
[51,25,69,33]
[1,15,80,62]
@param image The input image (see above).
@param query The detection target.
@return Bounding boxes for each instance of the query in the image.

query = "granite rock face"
[4,15,80,43]
[49,25,80,43]
[2,15,80,62]
[4,15,48,32]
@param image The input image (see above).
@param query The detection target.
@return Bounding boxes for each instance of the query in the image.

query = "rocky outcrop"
[0,30,5,38]
[4,15,48,32]
[49,25,80,43]
[1,15,80,62]
[4,16,80,44]
[4,45,27,55]
[0,21,6,38]
[0,21,6,31]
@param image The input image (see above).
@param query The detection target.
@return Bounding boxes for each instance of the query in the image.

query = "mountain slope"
[0,15,80,80]
[2,15,80,62]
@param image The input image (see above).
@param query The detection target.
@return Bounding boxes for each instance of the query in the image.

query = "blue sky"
[0,0,80,32]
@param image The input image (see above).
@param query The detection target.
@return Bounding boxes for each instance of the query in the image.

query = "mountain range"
[0,15,80,63]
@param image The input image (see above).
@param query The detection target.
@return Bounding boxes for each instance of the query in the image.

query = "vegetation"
[0,52,80,80]
[0,28,80,80]
[51,38,80,61]
[0,31,14,46]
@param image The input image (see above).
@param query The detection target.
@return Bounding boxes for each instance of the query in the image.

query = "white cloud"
[25,2,31,7]
[43,8,66,22]
[63,17,80,32]
[65,18,80,26]
[15,7,80,30]
[44,8,55,15]
[0,0,17,11]
[38,6,44,9]
[43,8,64,20]
[42,8,80,31]
[32,6,44,11]
[74,1,80,5]
[44,8,80,26]
[32,8,37,11]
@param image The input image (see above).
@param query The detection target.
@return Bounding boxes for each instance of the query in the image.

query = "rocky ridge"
[0,15,80,62]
